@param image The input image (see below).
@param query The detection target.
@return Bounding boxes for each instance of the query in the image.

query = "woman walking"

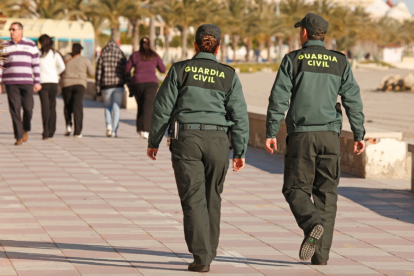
[95,39,129,138]
[38,34,65,140]
[125,37,166,139]
[61,43,94,138]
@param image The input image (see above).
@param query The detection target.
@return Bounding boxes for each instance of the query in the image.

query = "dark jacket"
[95,40,129,94]
[266,40,365,141]
[148,52,249,158]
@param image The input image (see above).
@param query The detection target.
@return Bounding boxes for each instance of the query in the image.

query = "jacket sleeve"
[55,53,65,75]
[156,55,167,73]
[86,59,95,78]
[339,60,365,141]
[148,66,179,148]
[95,56,103,93]
[121,54,130,85]
[32,47,40,85]
[125,54,134,74]
[266,55,293,138]
[225,73,249,159]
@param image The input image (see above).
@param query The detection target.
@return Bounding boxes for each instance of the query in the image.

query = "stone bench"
[247,106,411,180]
[409,144,414,192]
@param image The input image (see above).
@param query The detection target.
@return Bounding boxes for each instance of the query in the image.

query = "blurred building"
[0,18,95,60]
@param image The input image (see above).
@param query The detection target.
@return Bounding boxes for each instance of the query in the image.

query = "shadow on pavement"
[120,119,136,127]
[0,240,296,269]
[338,186,414,225]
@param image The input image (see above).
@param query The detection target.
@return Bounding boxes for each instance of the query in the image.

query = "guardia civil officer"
[265,13,365,265]
[147,24,249,272]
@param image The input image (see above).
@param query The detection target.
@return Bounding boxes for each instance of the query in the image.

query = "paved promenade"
[0,94,413,276]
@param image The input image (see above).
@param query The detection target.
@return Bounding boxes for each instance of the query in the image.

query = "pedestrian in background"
[265,13,365,265]
[125,37,166,139]
[38,34,65,140]
[0,22,41,145]
[147,24,249,272]
[61,43,94,138]
[95,39,129,138]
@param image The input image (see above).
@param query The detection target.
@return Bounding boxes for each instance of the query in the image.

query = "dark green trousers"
[171,129,230,265]
[283,131,340,263]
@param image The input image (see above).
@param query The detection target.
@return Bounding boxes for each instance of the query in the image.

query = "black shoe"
[188,262,210,272]
[311,260,327,265]
[299,224,324,261]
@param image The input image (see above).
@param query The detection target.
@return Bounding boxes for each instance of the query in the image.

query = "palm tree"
[161,0,211,59]
[215,0,259,62]
[124,0,147,52]
[252,0,288,62]
[280,0,310,52]
[0,0,26,17]
[88,0,140,42]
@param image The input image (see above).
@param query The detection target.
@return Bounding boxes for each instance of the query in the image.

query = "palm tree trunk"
[266,39,272,62]
[132,19,140,52]
[246,40,252,62]
[232,35,239,62]
[111,26,121,44]
[164,28,170,63]
[277,36,283,61]
[181,27,188,60]
[220,43,225,62]
[149,15,156,50]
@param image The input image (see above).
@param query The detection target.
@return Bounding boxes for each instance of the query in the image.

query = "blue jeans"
[102,87,124,133]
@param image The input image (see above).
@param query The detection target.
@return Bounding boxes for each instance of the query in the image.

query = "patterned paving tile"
[0,94,412,275]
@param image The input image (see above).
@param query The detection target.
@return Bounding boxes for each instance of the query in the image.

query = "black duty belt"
[179,124,227,132]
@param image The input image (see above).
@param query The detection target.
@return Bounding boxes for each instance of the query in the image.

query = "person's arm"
[225,73,249,171]
[226,74,249,157]
[339,60,365,141]
[156,55,166,73]
[121,54,130,85]
[147,66,179,160]
[32,46,41,85]
[125,53,134,74]
[95,56,103,94]
[339,60,366,155]
[86,58,95,77]
[265,55,293,153]
[55,53,65,75]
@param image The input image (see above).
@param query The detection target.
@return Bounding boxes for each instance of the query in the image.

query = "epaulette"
[220,63,235,71]
[329,50,346,56]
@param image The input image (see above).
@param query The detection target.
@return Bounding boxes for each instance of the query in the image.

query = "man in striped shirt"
[0,22,42,145]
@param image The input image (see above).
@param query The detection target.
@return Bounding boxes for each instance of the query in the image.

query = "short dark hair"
[11,22,23,30]
[307,29,326,42]
[196,35,220,54]
[71,43,83,56]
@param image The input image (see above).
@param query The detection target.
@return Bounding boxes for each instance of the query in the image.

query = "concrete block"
[247,106,410,180]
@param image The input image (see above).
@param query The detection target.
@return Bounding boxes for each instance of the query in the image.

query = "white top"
[39,49,65,84]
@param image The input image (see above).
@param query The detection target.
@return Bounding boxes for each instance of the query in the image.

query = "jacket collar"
[192,52,218,62]
[302,40,326,49]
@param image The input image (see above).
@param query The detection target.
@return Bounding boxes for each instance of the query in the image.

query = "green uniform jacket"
[266,40,365,141]
[148,52,249,158]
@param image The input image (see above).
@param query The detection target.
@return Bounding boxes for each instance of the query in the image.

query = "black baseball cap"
[196,24,221,41]
[294,13,329,35]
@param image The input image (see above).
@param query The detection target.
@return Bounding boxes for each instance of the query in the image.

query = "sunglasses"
[9,28,21,32]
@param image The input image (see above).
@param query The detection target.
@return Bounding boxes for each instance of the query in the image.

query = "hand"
[354,140,365,155]
[233,158,245,172]
[34,84,42,92]
[147,148,158,160]
[0,85,2,94]
[265,138,277,154]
